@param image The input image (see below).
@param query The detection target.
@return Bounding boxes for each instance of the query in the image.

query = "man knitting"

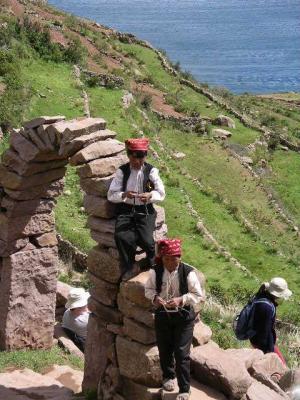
[145,238,204,400]
[107,138,165,281]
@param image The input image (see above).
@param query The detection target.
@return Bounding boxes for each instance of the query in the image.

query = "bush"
[140,94,152,110]
[63,37,87,65]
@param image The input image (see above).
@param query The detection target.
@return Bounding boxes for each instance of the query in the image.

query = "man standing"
[107,138,165,281]
[145,239,204,400]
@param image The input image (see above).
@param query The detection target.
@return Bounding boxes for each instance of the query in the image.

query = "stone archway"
[0,116,169,398]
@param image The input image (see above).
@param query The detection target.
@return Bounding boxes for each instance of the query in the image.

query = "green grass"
[55,166,96,254]
[0,345,83,372]
[266,150,300,225]
[22,58,84,121]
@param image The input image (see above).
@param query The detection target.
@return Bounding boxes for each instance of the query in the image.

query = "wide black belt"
[116,202,155,215]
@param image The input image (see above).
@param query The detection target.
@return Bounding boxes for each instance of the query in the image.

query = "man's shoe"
[162,379,175,392]
[121,265,140,282]
[176,392,190,400]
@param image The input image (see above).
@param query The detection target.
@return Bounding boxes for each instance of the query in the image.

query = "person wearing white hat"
[250,277,292,365]
[62,288,90,352]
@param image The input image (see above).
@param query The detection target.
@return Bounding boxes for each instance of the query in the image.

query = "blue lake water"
[48,0,300,94]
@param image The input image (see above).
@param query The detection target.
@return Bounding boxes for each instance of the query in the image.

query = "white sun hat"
[291,386,300,400]
[265,277,292,300]
[65,287,90,309]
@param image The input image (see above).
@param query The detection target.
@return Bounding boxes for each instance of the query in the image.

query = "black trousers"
[63,327,85,353]
[114,206,156,273]
[155,311,194,394]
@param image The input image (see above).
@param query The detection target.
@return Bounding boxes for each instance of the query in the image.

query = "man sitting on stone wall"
[145,239,204,400]
[107,138,165,281]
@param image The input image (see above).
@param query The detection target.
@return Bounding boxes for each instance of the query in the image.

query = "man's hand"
[153,296,166,308]
[166,297,183,308]
[122,191,137,199]
[138,192,152,203]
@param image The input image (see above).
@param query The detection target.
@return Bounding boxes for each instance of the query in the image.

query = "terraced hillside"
[1,0,299,364]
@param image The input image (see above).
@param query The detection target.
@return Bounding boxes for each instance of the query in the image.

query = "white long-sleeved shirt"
[145,266,204,308]
[107,164,165,205]
[62,310,90,339]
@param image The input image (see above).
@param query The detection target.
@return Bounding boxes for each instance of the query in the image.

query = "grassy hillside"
[0,0,299,364]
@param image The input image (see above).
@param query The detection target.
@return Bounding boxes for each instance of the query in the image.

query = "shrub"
[140,94,152,110]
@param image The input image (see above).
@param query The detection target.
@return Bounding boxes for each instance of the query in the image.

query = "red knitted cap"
[157,238,182,257]
[125,138,149,151]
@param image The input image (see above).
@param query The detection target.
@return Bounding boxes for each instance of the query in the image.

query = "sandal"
[162,378,175,392]
[176,392,190,400]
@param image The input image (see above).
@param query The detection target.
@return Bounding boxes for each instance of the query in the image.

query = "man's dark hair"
[127,150,147,158]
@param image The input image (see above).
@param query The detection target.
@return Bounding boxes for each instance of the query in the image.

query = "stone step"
[43,364,84,394]
[0,367,81,400]
[161,379,226,400]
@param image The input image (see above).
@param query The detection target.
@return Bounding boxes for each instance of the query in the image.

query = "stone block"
[24,127,52,152]
[89,272,119,306]
[118,293,154,328]
[0,237,29,257]
[279,368,300,393]
[10,129,41,162]
[120,271,152,309]
[61,129,117,157]
[70,139,125,166]
[154,205,165,228]
[84,194,116,218]
[121,377,161,400]
[242,381,289,400]
[52,117,106,140]
[87,246,121,283]
[54,324,83,360]
[87,216,115,234]
[249,353,289,395]
[23,115,65,130]
[2,149,68,176]
[10,129,66,162]
[123,317,156,344]
[56,281,71,307]
[225,348,264,369]
[191,342,253,399]
[32,231,58,247]
[154,223,168,241]
[1,196,55,217]
[116,336,162,387]
[0,212,55,241]
[193,320,212,346]
[91,230,116,248]
[83,313,115,392]
[5,178,65,200]
[0,164,66,190]
[0,247,58,350]
[0,368,73,399]
[80,175,114,196]
[43,364,83,394]
[88,297,122,324]
[78,153,128,179]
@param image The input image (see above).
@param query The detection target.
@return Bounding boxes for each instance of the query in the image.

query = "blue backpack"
[233,297,275,340]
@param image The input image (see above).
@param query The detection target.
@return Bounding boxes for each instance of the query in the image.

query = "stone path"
[0,366,84,400]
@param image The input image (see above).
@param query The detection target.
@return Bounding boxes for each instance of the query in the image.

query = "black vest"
[155,262,194,295]
[154,262,196,320]
[116,162,155,214]
[120,162,154,193]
